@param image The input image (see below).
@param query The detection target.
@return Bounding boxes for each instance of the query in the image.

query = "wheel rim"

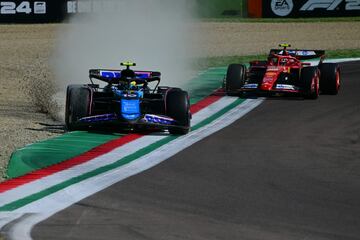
[311,77,315,92]
[336,70,340,91]
[315,75,320,96]
[310,71,319,97]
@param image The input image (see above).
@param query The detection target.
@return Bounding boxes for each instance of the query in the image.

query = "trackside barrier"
[0,0,250,23]
[248,0,360,18]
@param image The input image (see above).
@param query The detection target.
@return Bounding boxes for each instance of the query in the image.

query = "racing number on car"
[0,1,46,14]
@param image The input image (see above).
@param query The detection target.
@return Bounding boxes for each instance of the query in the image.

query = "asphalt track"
[33,62,360,240]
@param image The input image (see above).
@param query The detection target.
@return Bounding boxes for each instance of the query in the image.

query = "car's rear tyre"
[301,67,320,99]
[166,89,190,135]
[225,64,247,96]
[319,63,340,95]
[65,85,92,131]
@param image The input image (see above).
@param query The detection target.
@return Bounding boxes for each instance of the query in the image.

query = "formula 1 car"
[65,62,191,135]
[224,44,341,99]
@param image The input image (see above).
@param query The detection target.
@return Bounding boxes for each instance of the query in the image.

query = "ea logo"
[271,0,294,16]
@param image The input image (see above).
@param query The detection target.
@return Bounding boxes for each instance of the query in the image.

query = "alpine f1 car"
[65,62,191,135]
[224,44,341,99]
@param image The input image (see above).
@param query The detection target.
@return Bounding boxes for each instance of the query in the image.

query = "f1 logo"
[300,0,342,10]
[300,0,360,10]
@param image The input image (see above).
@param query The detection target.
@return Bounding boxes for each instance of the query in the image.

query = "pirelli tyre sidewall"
[319,63,340,95]
[65,85,92,131]
[166,89,190,135]
[225,64,247,96]
[301,66,320,100]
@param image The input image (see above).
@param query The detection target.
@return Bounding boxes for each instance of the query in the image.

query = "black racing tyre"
[225,64,246,96]
[65,85,92,131]
[319,63,340,95]
[301,67,320,100]
[166,89,190,135]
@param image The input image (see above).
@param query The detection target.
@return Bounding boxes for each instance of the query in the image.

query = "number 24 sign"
[0,1,46,15]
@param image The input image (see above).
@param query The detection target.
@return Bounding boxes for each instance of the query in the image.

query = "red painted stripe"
[0,91,223,193]
[191,89,224,114]
[0,134,143,193]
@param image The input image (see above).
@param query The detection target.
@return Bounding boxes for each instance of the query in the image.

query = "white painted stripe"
[0,96,238,207]
[325,58,360,63]
[7,98,263,240]
[309,57,360,66]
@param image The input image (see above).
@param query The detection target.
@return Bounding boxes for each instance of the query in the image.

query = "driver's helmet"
[280,58,288,66]
[130,81,138,90]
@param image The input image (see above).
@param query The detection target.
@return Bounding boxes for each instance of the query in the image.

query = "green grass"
[203,16,360,23]
[194,49,360,69]
[327,49,360,58]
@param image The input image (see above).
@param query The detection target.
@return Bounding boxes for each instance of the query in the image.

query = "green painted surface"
[7,132,123,179]
[6,67,226,179]
[0,98,244,211]
[188,67,226,104]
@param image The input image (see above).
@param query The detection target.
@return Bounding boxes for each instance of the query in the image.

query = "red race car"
[224,44,340,99]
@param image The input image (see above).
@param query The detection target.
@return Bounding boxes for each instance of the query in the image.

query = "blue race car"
[65,62,191,135]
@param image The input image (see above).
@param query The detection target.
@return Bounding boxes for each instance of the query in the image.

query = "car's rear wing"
[89,69,161,83]
[269,49,325,60]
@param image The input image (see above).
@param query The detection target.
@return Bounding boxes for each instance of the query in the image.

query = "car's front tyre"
[166,89,190,135]
[65,85,92,131]
[224,64,247,96]
[319,63,340,95]
[301,67,320,100]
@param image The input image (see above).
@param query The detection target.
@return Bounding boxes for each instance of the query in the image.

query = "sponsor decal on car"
[100,70,152,79]
[267,66,280,71]
[263,77,274,83]
[121,99,141,120]
[143,114,175,125]
[100,70,121,79]
[276,84,297,90]
[265,72,277,76]
[80,114,118,123]
[243,84,258,89]
[279,50,317,56]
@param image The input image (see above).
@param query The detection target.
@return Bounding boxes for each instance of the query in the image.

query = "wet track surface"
[33,62,360,240]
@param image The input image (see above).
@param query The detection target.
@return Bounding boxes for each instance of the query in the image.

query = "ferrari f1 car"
[224,44,341,99]
[65,62,191,135]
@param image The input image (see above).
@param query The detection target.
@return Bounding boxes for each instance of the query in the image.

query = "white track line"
[309,58,360,66]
